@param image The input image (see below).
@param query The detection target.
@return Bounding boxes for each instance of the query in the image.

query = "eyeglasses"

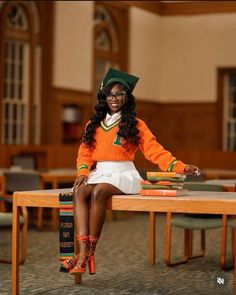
[106,91,126,101]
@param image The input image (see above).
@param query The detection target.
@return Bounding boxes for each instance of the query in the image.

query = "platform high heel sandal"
[63,256,76,271]
[87,235,99,275]
[69,235,90,275]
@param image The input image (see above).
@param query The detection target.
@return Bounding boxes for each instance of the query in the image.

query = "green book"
[141,184,183,190]
[147,176,186,182]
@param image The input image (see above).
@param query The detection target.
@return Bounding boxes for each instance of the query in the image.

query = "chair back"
[11,155,36,170]
[4,171,41,194]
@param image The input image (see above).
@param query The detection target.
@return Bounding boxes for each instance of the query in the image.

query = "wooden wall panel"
[135,100,219,170]
[160,1,236,16]
[47,144,78,168]
[174,149,236,170]
[136,101,218,151]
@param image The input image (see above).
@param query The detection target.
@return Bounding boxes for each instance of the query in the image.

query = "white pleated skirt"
[87,161,142,194]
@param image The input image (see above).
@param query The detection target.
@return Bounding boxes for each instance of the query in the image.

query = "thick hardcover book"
[139,189,188,197]
[140,180,183,186]
[147,176,186,182]
[141,184,183,190]
[147,172,186,178]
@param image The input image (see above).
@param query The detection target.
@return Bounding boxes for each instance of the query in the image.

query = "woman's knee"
[91,184,109,204]
[74,186,90,203]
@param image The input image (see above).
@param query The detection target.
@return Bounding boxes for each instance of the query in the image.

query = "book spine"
[140,189,178,196]
[147,176,186,182]
[147,172,180,178]
[141,185,183,190]
[140,180,175,185]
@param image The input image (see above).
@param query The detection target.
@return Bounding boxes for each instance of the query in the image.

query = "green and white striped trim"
[77,164,89,171]
[167,159,177,172]
[101,119,121,132]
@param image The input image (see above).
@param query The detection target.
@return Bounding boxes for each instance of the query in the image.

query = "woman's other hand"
[184,165,201,176]
[73,175,88,191]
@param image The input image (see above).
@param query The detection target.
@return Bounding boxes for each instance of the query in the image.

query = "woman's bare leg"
[73,183,94,235]
[89,183,124,237]
[73,183,95,269]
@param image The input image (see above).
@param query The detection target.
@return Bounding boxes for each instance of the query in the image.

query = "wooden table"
[205,179,236,192]
[12,189,236,295]
[0,168,76,229]
[202,168,236,180]
[41,169,76,189]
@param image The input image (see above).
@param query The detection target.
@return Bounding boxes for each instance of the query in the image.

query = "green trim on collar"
[101,119,121,131]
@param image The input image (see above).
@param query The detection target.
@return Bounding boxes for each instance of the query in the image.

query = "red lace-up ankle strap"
[76,234,89,242]
[89,235,99,253]
[89,235,99,243]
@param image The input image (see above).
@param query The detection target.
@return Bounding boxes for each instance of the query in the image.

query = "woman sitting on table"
[64,68,200,274]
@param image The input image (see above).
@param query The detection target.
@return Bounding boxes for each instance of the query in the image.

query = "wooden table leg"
[149,212,156,265]
[12,197,20,295]
[233,228,236,295]
[74,274,82,284]
[52,208,59,230]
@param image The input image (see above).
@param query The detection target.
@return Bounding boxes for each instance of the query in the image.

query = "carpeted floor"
[0,212,234,295]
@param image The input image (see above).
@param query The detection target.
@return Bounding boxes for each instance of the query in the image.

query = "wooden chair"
[11,154,36,170]
[0,194,28,264]
[164,183,230,268]
[3,171,44,229]
[221,211,236,270]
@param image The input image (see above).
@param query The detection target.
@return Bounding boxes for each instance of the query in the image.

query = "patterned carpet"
[0,212,234,295]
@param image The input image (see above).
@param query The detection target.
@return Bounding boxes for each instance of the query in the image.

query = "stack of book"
[139,171,188,196]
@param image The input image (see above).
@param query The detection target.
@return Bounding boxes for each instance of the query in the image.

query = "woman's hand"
[72,175,88,191]
[184,165,201,176]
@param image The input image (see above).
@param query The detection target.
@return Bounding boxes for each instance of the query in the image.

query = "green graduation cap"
[101,68,139,93]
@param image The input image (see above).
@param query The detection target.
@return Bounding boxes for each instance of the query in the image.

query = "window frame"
[0,1,54,145]
[93,2,129,100]
[217,67,236,151]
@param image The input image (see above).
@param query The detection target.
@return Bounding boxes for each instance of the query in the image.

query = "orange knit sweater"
[76,118,186,176]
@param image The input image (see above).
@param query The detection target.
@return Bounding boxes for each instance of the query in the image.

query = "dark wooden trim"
[52,87,93,106]
[161,1,236,16]
[101,1,236,16]
[112,1,161,14]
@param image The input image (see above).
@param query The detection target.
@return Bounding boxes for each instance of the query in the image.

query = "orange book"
[147,172,184,178]
[140,189,188,197]
[140,180,173,186]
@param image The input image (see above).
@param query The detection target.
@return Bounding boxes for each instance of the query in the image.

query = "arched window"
[93,3,128,96]
[0,1,41,144]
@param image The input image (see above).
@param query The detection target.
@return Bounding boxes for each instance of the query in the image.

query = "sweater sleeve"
[76,121,94,177]
[137,119,186,173]
[76,142,94,177]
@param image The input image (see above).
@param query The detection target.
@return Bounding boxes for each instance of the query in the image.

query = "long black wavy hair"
[82,82,140,149]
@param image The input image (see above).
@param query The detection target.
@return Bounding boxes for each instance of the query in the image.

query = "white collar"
[105,112,121,126]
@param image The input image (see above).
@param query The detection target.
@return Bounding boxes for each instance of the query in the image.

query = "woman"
[64,68,200,275]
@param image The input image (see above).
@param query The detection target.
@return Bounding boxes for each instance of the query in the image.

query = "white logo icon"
[217,277,225,285]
